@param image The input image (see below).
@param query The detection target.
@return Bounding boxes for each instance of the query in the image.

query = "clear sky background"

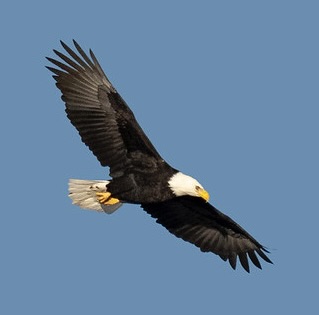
[1,1,318,314]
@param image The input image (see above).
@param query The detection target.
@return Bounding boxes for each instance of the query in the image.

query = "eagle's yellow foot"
[96,192,120,205]
[104,197,121,205]
[96,192,111,203]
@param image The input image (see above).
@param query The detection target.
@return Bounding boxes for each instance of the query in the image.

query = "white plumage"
[68,179,123,214]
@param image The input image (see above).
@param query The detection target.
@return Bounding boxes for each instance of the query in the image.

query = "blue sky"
[1,1,318,314]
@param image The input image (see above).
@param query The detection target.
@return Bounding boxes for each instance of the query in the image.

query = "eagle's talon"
[96,192,120,205]
[96,192,111,204]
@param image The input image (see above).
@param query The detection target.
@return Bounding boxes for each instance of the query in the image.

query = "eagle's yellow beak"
[197,188,210,202]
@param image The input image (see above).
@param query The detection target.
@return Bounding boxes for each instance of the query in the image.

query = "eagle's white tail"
[68,179,122,214]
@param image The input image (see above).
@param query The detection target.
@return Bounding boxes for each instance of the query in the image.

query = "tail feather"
[68,179,122,214]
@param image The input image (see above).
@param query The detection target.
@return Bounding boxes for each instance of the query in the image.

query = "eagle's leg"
[96,192,120,205]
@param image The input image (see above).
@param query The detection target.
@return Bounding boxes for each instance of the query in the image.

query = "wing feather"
[47,41,164,177]
[248,250,262,269]
[142,196,272,272]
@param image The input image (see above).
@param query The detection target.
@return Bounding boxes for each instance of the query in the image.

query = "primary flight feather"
[47,40,272,272]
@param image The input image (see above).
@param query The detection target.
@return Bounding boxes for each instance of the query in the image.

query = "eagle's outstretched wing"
[142,196,272,272]
[47,40,163,178]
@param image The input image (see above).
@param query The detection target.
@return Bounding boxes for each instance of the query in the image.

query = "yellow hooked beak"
[197,187,210,202]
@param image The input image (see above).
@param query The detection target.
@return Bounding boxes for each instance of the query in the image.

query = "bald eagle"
[47,41,272,272]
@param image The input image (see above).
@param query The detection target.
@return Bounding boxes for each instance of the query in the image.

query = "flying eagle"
[47,40,272,272]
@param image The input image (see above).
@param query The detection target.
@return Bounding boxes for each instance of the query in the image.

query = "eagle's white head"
[168,172,210,202]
